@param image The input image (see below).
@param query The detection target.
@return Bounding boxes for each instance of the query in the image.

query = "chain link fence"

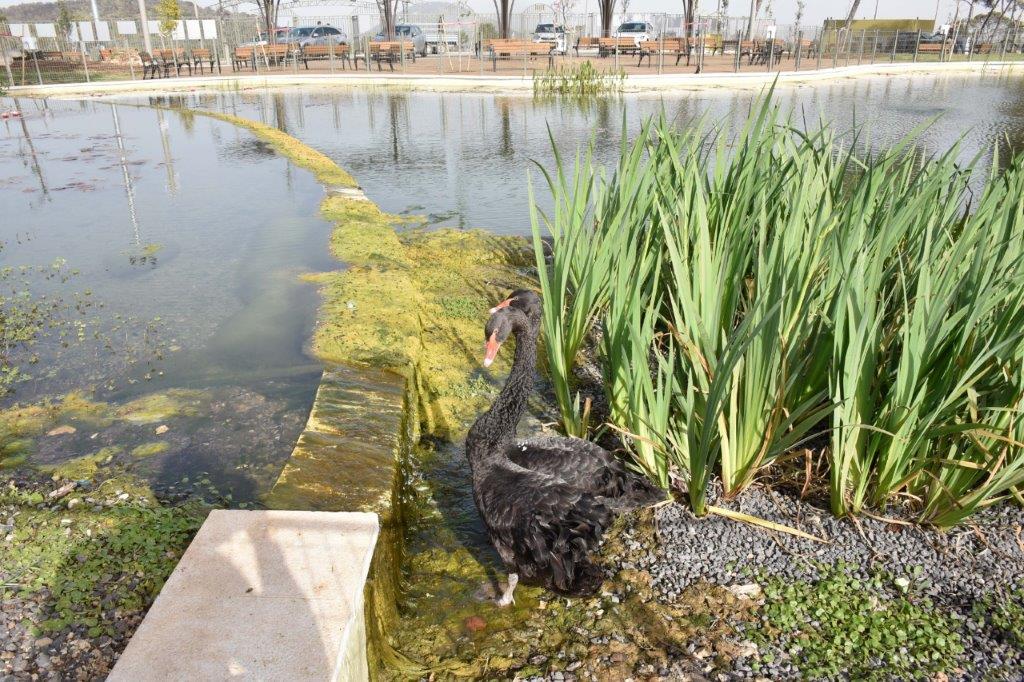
[3,13,1023,87]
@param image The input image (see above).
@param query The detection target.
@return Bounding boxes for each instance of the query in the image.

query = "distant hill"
[2,0,220,22]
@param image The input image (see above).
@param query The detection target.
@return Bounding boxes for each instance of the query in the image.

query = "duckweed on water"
[130,441,170,459]
[42,446,122,479]
[115,389,205,424]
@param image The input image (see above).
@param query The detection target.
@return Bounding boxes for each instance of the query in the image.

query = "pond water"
[4,71,1024,503]
[0,97,333,501]
[125,70,1024,234]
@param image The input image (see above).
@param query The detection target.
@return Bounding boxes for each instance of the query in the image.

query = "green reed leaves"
[532,62,625,97]
[532,93,1024,526]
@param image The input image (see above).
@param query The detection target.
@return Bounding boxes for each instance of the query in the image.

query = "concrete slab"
[264,363,408,513]
[109,510,378,682]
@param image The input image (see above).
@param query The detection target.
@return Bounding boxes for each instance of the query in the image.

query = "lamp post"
[138,0,153,54]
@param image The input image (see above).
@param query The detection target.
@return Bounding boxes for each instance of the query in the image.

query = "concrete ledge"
[109,510,379,681]
[8,59,1022,98]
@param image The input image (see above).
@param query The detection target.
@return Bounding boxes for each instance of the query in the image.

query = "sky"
[458,0,965,25]
[0,0,969,26]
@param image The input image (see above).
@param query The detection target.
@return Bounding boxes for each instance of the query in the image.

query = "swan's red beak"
[483,332,502,367]
[489,296,514,315]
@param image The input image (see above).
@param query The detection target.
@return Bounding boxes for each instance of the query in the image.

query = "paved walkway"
[109,510,378,681]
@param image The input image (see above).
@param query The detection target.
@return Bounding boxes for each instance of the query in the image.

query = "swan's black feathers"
[475,464,612,594]
[507,435,665,511]
[466,291,665,599]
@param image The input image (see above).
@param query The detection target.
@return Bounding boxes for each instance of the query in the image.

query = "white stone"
[109,510,378,682]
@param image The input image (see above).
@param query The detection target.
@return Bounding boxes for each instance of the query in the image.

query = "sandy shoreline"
[5,58,1022,98]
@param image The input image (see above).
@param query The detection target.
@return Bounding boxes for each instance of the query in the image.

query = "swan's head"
[489,289,541,319]
[482,308,515,368]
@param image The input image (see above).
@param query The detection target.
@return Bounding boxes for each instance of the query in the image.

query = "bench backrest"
[234,47,253,58]
[917,42,947,52]
[686,36,720,49]
[303,44,349,57]
[192,48,212,59]
[370,41,413,54]
[576,36,600,47]
[639,37,685,52]
[598,37,636,48]
[487,40,550,55]
[157,48,186,60]
[259,44,292,57]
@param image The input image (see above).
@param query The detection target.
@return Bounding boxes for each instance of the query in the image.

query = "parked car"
[532,23,567,54]
[286,25,347,48]
[423,26,460,54]
[240,28,290,47]
[373,25,428,56]
[891,31,968,53]
[613,21,656,45]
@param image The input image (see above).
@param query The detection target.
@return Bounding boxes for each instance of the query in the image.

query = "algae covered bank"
[188,109,537,675]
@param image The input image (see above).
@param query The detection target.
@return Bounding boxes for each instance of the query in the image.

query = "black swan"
[466,290,664,606]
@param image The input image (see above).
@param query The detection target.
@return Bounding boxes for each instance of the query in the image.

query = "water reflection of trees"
[10,97,50,202]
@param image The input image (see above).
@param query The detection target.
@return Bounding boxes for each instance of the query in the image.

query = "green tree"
[56,1,74,44]
[156,0,181,36]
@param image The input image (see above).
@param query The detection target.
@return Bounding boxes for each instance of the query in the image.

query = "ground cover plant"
[533,62,625,97]
[531,93,1024,526]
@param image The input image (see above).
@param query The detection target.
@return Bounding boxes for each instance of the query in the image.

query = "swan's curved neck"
[467,314,537,465]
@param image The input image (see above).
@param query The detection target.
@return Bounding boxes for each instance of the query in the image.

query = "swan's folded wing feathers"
[483,472,612,593]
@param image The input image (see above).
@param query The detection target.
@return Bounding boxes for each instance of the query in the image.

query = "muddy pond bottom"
[0,97,335,502]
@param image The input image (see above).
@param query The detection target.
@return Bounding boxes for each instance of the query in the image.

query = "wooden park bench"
[233,46,254,71]
[575,36,600,55]
[749,39,785,65]
[138,52,170,79]
[917,42,948,56]
[975,42,994,54]
[737,40,755,61]
[257,43,295,68]
[689,35,722,56]
[484,39,553,70]
[301,44,360,69]
[156,48,191,75]
[369,41,416,70]
[598,37,640,56]
[191,48,219,74]
[794,38,816,58]
[637,38,687,66]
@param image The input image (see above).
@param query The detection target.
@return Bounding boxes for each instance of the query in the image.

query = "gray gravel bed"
[614,484,1024,680]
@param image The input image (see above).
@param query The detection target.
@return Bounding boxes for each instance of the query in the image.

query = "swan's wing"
[478,468,612,593]
[507,435,612,482]
[507,436,664,508]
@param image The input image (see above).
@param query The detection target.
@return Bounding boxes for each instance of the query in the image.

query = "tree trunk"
[745,0,761,39]
[492,0,515,38]
[844,0,862,30]
[257,0,279,44]
[600,0,614,37]
[379,0,399,39]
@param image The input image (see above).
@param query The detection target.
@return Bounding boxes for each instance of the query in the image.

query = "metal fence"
[2,14,1023,87]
